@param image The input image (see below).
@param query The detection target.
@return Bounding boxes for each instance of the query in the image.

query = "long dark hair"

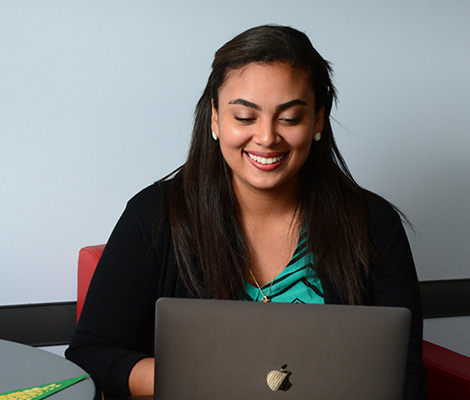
[168,25,373,304]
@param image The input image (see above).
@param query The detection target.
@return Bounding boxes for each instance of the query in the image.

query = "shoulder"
[126,179,173,213]
[364,194,409,253]
[116,179,175,237]
[365,194,402,228]
[129,178,173,202]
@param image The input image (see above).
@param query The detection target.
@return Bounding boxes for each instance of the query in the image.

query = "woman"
[66,25,426,399]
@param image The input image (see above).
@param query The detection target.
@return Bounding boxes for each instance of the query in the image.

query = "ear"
[211,99,219,138]
[313,106,325,137]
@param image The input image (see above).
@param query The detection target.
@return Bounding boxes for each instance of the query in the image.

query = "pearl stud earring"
[212,131,218,141]
[314,132,322,142]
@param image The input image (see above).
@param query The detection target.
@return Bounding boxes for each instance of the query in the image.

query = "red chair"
[77,245,470,399]
[423,340,470,399]
[77,244,105,323]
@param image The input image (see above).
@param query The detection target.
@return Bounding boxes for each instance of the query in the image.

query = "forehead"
[219,62,314,103]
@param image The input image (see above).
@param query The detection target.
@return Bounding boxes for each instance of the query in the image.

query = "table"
[0,339,95,399]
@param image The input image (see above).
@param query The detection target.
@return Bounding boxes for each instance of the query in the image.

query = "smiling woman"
[211,62,322,197]
[66,25,426,399]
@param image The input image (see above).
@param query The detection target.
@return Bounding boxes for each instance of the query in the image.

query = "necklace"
[248,267,276,302]
[245,217,299,302]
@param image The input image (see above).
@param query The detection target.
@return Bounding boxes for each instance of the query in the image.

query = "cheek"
[218,140,244,172]
[218,122,251,148]
[289,133,313,152]
[218,128,246,160]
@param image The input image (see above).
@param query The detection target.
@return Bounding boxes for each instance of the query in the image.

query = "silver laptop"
[154,298,410,400]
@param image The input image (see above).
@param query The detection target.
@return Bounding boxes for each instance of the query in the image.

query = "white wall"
[1,1,469,354]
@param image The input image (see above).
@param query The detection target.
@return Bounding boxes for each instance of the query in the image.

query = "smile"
[246,153,286,165]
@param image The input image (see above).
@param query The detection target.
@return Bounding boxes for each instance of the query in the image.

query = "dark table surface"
[0,339,95,399]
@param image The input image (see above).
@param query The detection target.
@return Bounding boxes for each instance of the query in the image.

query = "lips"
[246,152,286,165]
[245,151,287,171]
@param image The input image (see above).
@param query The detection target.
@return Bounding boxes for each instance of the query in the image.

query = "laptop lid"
[154,298,410,400]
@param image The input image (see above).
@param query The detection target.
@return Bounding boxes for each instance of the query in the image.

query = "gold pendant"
[262,296,270,302]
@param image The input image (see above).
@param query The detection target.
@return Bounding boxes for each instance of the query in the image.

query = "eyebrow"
[228,98,307,112]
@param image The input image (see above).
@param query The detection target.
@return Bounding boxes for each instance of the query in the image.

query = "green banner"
[0,374,89,400]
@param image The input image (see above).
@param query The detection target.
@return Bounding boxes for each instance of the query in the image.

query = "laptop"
[154,298,410,400]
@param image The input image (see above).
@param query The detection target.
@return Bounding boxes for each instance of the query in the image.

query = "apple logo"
[266,364,293,391]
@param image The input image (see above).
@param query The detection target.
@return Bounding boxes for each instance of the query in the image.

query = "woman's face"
[211,62,324,197]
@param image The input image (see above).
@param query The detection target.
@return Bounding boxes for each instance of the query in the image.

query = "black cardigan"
[66,179,426,399]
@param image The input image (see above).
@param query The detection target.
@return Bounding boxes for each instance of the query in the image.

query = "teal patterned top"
[243,231,324,304]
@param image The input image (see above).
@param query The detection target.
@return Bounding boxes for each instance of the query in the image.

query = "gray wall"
[1,1,469,355]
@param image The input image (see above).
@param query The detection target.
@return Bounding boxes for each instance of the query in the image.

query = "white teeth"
[247,153,285,165]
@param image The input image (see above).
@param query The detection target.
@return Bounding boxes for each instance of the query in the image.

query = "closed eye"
[280,117,302,125]
[235,116,255,123]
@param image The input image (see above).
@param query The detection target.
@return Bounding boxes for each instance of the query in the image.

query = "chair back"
[77,244,105,322]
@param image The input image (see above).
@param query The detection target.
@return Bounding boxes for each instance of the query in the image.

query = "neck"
[232,178,303,287]
[233,180,301,221]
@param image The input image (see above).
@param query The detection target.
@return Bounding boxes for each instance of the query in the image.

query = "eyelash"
[281,117,302,124]
[234,116,302,124]
[235,116,255,123]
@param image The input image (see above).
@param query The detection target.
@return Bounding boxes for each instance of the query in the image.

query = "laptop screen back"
[154,298,410,400]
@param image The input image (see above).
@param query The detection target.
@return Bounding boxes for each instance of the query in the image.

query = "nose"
[253,120,280,147]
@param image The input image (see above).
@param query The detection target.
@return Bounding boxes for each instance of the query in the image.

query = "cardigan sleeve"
[367,198,426,400]
[65,182,172,398]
